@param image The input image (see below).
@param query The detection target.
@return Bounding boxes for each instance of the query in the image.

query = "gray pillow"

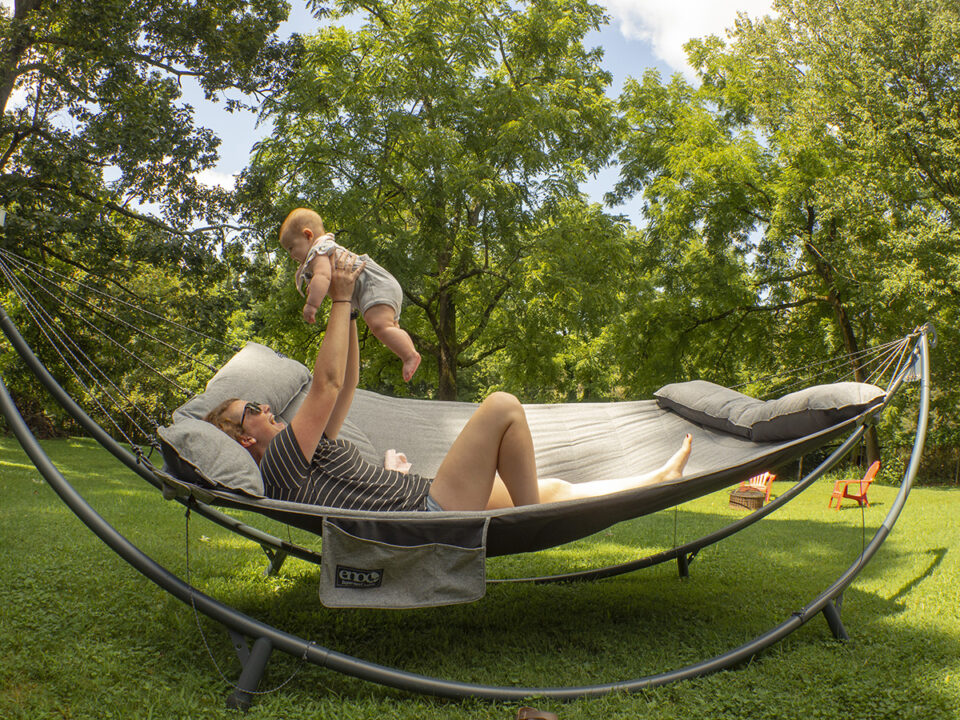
[157,418,264,497]
[173,342,311,423]
[654,381,761,439]
[745,382,885,441]
[655,379,885,442]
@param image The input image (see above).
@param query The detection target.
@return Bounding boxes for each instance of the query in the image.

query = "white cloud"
[601,0,776,76]
[195,168,237,191]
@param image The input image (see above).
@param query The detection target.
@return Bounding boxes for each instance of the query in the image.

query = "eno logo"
[335,565,384,589]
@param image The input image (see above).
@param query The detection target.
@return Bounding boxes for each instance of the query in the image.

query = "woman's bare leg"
[429,392,541,511]
[537,434,693,503]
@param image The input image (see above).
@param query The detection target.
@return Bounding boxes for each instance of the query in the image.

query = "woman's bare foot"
[402,352,421,382]
[661,433,693,481]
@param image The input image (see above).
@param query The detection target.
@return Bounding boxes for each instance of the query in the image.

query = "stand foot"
[261,546,288,577]
[226,635,274,711]
[677,550,698,579]
[822,596,849,641]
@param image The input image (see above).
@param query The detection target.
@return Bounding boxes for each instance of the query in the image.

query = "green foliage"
[0,0,296,256]
[614,0,960,460]
[0,0,299,433]
[238,0,622,398]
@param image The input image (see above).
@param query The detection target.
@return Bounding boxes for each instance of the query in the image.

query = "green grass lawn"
[2,436,958,719]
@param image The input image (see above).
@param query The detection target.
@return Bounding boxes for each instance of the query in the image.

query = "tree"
[0,0,296,267]
[0,0,298,435]
[480,197,639,402]
[239,0,621,399]
[613,0,960,464]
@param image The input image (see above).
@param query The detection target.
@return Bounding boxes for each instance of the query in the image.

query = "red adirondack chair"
[737,471,775,504]
[829,460,880,510]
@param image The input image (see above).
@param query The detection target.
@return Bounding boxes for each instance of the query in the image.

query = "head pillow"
[158,418,264,497]
[160,342,314,496]
[173,342,312,422]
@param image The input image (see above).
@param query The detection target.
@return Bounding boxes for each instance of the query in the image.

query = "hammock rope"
[0,249,217,380]
[0,253,194,408]
[0,248,238,354]
[0,258,156,448]
[734,335,911,399]
[0,247,916,460]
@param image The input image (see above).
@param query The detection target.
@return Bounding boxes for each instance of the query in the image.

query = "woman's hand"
[328,250,366,303]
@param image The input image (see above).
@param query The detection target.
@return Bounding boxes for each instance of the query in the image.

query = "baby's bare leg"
[363,303,421,381]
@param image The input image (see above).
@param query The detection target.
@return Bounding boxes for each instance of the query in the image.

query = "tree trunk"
[803,213,880,465]
[825,286,881,466]
[436,288,458,400]
[0,0,42,114]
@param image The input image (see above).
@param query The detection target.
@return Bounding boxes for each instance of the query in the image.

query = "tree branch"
[25,243,149,302]
[32,179,194,237]
[458,342,506,369]
[681,296,826,335]
[458,278,512,353]
[757,269,815,285]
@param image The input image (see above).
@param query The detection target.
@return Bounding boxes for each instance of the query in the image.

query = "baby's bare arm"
[302,254,332,323]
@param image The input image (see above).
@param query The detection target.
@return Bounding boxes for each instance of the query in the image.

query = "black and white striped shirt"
[260,425,432,511]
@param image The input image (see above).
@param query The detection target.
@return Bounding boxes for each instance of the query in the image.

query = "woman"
[206,250,692,512]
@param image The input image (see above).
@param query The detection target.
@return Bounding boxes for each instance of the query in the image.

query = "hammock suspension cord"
[1,250,204,391]
[0,248,237,353]
[0,248,244,448]
[0,256,156,449]
[0,247,917,458]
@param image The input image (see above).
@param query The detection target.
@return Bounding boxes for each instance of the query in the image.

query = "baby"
[278,207,421,381]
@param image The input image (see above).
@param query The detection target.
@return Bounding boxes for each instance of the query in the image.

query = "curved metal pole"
[0,303,325,568]
[1,326,931,701]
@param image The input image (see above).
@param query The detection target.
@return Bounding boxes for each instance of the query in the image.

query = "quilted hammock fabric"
[195,388,867,557]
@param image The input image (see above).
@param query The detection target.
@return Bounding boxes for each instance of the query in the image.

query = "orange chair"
[737,471,775,504]
[829,461,880,510]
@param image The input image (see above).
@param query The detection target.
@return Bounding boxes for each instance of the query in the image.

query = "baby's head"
[278,207,325,264]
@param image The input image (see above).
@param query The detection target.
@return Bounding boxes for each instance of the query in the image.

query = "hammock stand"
[0,264,933,707]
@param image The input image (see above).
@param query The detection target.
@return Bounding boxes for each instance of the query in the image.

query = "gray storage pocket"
[319,516,490,609]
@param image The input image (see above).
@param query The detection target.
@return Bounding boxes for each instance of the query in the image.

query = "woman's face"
[232,400,286,443]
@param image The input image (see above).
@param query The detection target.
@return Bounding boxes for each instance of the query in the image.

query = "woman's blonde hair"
[204,398,243,441]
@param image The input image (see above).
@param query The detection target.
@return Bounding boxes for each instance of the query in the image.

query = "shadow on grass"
[185,506,948,693]
[888,547,948,604]
[3,440,956,716]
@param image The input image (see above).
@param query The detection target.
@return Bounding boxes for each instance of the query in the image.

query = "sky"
[189,0,777,223]
[2,0,777,223]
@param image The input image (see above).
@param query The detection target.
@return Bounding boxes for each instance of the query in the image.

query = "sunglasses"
[240,401,263,429]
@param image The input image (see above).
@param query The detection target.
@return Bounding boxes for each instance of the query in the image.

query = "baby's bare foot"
[402,352,421,382]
